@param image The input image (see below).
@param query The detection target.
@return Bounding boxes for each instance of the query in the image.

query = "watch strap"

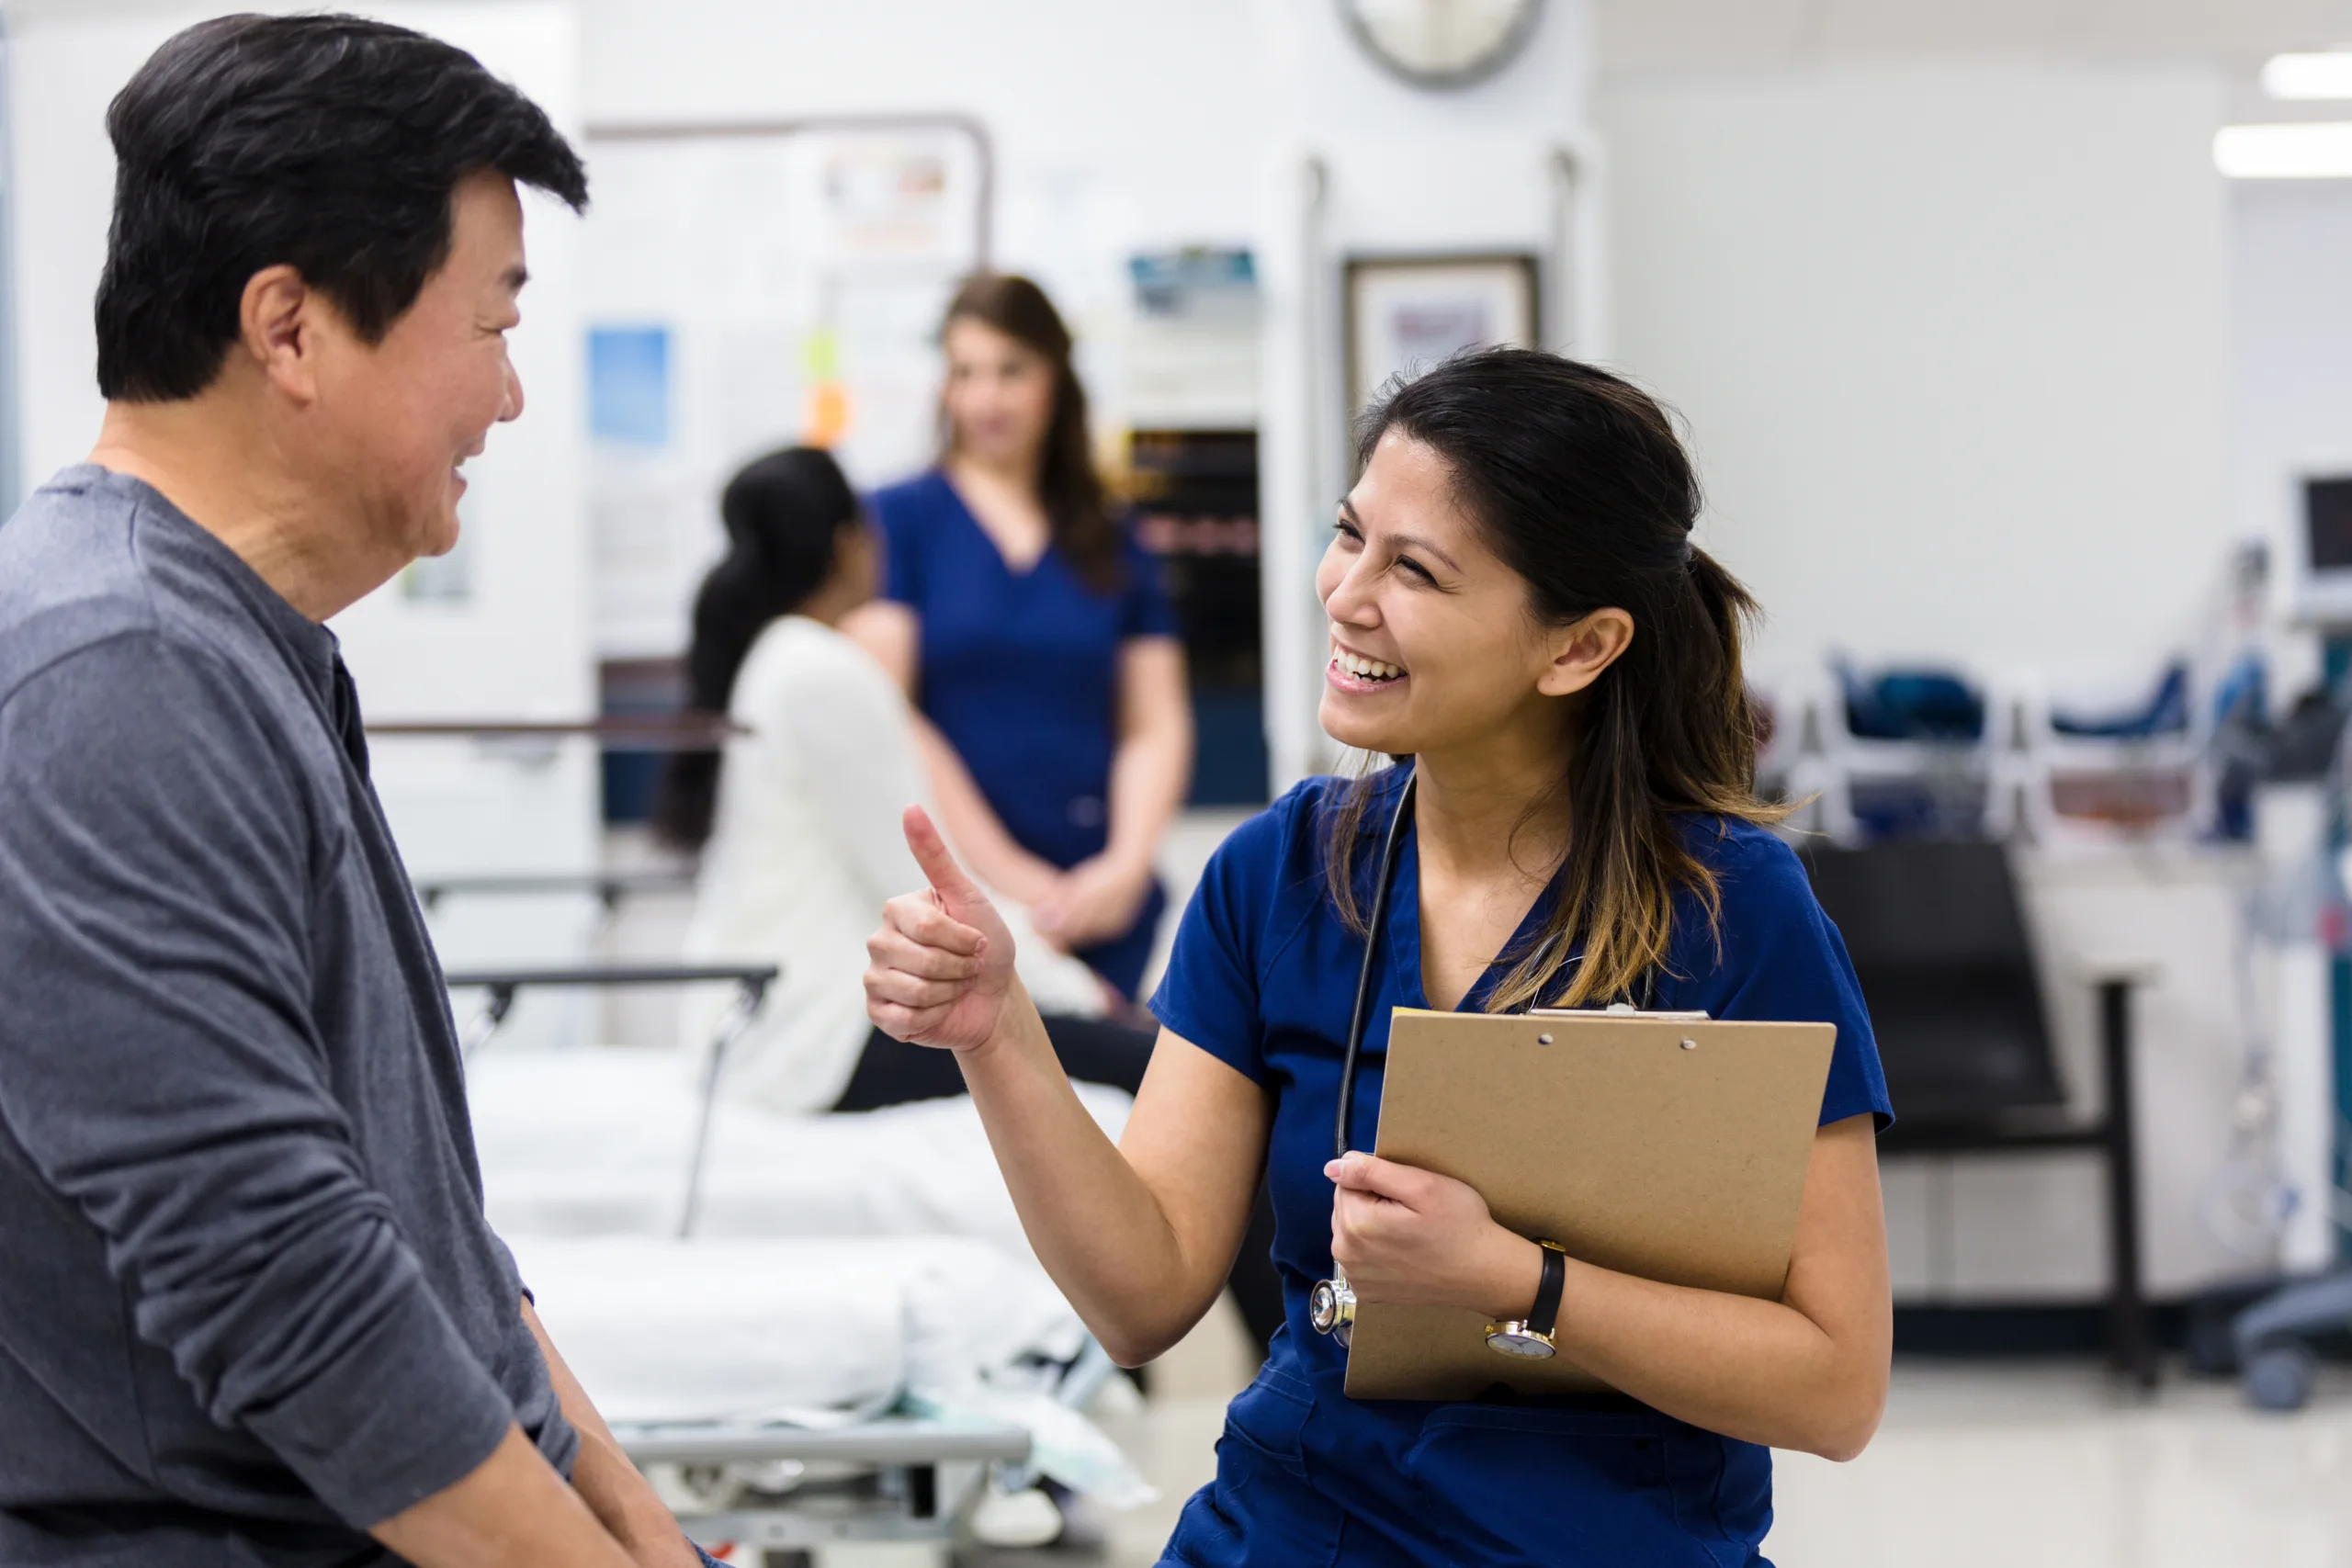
[1527,1240,1567,1338]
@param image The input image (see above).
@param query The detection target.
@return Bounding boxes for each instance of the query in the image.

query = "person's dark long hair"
[1327,347,1786,1010]
[941,273,1123,592]
[651,447,861,852]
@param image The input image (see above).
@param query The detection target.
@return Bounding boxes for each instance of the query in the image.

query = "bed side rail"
[445,963,778,1237]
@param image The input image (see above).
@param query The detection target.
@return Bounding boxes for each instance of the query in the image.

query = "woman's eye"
[1333,519,1363,544]
[1396,557,1434,583]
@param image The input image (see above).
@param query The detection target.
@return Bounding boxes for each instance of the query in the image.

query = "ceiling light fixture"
[2216,121,2352,178]
[2262,51,2352,100]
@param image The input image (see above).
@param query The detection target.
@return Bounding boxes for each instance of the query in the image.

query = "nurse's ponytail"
[1328,348,1785,1010]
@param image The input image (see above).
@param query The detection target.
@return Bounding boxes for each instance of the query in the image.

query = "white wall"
[1601,63,2233,685]
[8,9,159,494]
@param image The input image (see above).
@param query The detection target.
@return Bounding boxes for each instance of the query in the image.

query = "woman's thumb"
[903,806,982,903]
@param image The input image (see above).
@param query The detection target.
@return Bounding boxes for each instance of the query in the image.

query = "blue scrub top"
[1148,768,1893,1567]
[870,469,1181,994]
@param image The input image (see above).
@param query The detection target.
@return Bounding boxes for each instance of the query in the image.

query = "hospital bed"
[512,1229,1116,1562]
[443,959,1145,1561]
[461,1036,1136,1258]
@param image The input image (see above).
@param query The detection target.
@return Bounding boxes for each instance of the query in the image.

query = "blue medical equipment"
[2049,662,2190,740]
[1838,662,1987,743]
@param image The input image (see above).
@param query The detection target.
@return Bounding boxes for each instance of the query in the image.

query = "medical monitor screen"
[2307,478,2352,571]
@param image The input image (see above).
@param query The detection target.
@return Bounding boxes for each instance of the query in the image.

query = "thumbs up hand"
[865,806,1021,1053]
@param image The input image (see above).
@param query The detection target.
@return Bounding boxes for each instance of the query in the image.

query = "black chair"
[1801,840,2157,1387]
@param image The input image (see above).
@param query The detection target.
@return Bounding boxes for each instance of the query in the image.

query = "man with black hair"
[0,16,707,1568]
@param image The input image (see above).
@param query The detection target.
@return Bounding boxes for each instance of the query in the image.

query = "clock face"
[1340,0,1544,89]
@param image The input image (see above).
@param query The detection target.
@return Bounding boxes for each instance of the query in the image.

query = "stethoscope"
[1306,764,1645,1346]
[1309,766,1430,1344]
[1329,767,1419,1169]
[1312,767,1556,1345]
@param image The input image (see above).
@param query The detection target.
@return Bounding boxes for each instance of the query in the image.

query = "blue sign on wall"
[587,325,673,448]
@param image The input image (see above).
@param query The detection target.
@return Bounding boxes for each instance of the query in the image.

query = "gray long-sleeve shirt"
[0,467,576,1565]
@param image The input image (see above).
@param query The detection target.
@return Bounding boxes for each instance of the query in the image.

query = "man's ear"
[1536,607,1635,698]
[237,265,324,406]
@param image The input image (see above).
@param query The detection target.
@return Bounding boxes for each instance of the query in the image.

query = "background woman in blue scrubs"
[864,348,1894,1566]
[850,274,1193,1002]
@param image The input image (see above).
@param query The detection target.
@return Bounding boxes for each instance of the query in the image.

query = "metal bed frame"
[442,960,772,1237]
[616,1417,1033,1562]
[416,867,700,917]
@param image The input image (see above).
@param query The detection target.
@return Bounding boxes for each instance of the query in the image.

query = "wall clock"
[1340,0,1544,90]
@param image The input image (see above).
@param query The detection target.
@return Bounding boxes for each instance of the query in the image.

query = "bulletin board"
[579,117,991,658]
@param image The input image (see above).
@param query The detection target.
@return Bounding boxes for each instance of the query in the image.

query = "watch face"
[1485,1327,1558,1359]
[1340,0,1543,89]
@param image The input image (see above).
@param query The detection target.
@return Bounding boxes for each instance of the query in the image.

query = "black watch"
[1484,1240,1567,1359]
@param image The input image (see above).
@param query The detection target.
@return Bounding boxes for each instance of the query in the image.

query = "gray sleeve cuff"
[238,1272,521,1529]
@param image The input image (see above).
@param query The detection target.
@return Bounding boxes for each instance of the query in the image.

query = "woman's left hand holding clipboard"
[1326,1151,1546,1325]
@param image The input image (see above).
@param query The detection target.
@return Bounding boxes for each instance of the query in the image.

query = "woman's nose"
[1321,555,1381,626]
[500,359,526,423]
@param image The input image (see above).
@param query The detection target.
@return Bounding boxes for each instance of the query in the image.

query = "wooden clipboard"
[1343,1008,1836,1402]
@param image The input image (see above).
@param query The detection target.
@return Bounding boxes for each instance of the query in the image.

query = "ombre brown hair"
[1328,347,1787,1010]
[941,273,1123,592]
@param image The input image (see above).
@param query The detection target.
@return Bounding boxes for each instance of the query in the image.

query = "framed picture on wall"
[1343,253,1541,436]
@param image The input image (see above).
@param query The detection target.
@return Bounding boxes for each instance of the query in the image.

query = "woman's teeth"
[1335,649,1404,681]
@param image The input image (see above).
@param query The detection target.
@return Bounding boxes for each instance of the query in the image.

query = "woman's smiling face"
[1316,429,1591,761]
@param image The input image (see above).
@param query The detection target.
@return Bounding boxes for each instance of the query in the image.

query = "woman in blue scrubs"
[851,275,1192,1000]
[864,348,1894,1565]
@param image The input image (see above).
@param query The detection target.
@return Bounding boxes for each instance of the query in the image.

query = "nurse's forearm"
[1526,1259,1884,1461]
[955,994,1220,1364]
[912,716,1061,908]
[1476,1117,1890,1461]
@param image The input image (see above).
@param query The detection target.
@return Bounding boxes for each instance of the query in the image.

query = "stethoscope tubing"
[1332,764,1613,1163]
[1335,767,1418,1161]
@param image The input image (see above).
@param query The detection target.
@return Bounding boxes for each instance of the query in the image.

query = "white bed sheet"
[510,1234,1074,1427]
[480,1055,1154,1499]
[467,1047,1132,1258]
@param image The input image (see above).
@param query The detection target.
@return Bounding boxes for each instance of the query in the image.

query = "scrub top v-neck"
[869,468,1180,995]
[1148,766,1893,1567]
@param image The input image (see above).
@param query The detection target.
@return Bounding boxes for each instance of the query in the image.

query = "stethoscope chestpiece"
[1308,1267,1356,1347]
